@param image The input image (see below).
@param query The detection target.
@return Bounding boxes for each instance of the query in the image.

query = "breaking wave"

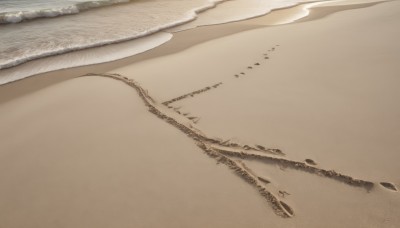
[0,0,130,24]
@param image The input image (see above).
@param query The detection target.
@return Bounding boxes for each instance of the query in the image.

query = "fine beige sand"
[1,1,400,227]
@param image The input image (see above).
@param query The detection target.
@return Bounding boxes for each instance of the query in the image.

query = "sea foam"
[0,0,304,85]
[0,0,130,24]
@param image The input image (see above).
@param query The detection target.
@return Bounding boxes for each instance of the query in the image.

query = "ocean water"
[0,0,302,84]
[0,0,131,23]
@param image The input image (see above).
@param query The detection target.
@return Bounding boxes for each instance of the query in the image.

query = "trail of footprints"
[163,45,280,124]
[235,45,277,78]
[82,71,397,218]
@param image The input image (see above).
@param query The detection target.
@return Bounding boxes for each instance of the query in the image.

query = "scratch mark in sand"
[81,72,395,218]
[163,82,223,106]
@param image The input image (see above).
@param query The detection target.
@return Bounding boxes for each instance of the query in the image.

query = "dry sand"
[1,1,400,227]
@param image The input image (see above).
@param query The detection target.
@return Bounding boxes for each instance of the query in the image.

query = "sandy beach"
[1,1,399,227]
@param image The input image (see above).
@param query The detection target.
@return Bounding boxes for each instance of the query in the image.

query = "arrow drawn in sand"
[81,49,397,217]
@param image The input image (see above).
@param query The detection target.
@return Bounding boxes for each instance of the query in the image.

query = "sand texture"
[1,1,400,227]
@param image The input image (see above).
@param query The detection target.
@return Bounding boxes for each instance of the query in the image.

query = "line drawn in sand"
[160,45,282,124]
[82,72,397,218]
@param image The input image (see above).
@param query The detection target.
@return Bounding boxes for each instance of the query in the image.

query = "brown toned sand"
[1,1,399,227]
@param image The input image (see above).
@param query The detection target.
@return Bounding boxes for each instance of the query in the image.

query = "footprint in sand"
[258,176,271,184]
[380,182,397,191]
[279,201,294,216]
[247,66,253,69]
[278,190,291,198]
[305,159,317,166]
[256,144,266,150]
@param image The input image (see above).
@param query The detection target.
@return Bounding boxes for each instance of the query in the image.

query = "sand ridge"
[81,72,398,218]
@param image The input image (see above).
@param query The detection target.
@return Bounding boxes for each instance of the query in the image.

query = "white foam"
[0,32,172,85]
[0,0,234,72]
[167,0,300,32]
[0,0,130,24]
[0,0,311,85]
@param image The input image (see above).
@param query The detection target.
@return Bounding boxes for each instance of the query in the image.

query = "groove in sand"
[81,72,396,218]
[163,82,223,106]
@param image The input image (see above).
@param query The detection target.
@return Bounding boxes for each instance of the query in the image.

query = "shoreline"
[0,0,384,104]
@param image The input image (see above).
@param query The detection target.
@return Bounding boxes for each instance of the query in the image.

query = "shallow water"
[0,0,302,84]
